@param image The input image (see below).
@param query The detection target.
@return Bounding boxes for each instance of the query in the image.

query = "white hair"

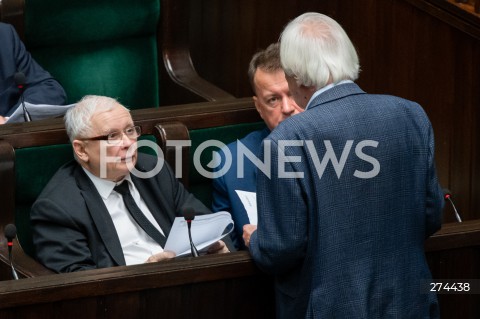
[64,95,127,142]
[280,12,360,89]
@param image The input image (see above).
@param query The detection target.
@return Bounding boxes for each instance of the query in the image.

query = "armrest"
[0,141,53,279]
[162,48,236,102]
[0,238,54,279]
[154,121,191,188]
[160,0,235,102]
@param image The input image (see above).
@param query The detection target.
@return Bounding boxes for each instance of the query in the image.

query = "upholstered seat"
[23,0,161,108]
[1,0,235,109]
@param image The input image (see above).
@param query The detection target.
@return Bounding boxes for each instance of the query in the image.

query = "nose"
[281,97,296,115]
[120,132,135,147]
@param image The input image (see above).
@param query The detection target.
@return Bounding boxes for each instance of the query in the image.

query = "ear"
[72,140,89,162]
[298,85,316,107]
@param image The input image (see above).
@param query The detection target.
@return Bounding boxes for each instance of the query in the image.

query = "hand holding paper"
[164,211,234,257]
[235,190,258,225]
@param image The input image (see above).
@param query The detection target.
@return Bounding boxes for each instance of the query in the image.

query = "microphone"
[14,72,32,122]
[443,188,462,223]
[183,207,199,257]
[4,224,19,280]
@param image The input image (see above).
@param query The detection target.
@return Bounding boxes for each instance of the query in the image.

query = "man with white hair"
[31,95,229,273]
[243,12,443,318]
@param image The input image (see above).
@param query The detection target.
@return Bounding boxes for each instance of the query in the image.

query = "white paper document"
[6,102,75,123]
[164,211,234,257]
[235,190,257,225]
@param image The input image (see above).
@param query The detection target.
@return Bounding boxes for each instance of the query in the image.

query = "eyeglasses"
[81,125,142,144]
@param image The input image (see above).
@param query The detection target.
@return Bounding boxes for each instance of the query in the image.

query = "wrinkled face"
[253,68,304,130]
[73,105,138,182]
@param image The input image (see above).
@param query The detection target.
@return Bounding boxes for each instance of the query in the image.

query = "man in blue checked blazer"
[243,13,444,319]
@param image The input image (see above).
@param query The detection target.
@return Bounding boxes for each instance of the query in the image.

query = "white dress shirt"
[83,168,165,265]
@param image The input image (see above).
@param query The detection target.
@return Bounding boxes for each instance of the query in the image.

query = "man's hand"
[206,240,229,254]
[145,251,176,263]
[0,116,7,124]
[242,224,257,247]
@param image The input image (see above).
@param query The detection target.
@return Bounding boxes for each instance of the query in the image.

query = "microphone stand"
[445,195,462,223]
[443,189,462,223]
[186,219,199,257]
[14,72,32,122]
[8,241,19,280]
[20,93,32,122]
[4,224,19,280]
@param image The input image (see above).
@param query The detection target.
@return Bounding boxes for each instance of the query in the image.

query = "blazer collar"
[74,165,126,266]
[307,82,366,111]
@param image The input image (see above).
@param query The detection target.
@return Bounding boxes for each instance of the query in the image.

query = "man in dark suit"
[31,95,229,273]
[0,22,66,123]
[211,43,303,250]
[243,13,444,318]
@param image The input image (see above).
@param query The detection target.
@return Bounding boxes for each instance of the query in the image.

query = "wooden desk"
[0,252,275,318]
[426,220,480,319]
[0,222,479,318]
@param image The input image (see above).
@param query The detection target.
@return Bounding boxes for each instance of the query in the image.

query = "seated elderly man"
[31,95,229,273]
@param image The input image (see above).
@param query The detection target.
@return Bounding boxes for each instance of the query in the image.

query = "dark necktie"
[114,181,166,247]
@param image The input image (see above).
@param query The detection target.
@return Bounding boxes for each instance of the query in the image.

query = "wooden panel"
[0,224,479,319]
[158,0,236,105]
[189,0,336,98]
[189,0,480,221]
[0,0,24,39]
[426,219,480,251]
[0,97,259,149]
[0,252,275,319]
[426,220,480,318]
[427,247,480,318]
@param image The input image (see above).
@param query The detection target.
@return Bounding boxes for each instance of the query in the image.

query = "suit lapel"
[74,167,126,266]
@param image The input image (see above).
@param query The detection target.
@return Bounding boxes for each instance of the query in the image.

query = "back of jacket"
[251,83,444,319]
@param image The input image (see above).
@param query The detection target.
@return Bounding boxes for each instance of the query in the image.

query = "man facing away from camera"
[243,12,444,319]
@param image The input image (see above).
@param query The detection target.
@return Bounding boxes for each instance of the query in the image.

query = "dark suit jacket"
[31,153,212,273]
[211,127,269,249]
[249,83,444,319]
[0,22,66,116]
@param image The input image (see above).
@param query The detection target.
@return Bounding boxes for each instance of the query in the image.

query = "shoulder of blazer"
[308,82,366,111]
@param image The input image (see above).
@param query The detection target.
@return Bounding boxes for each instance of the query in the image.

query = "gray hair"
[64,95,127,142]
[280,12,360,89]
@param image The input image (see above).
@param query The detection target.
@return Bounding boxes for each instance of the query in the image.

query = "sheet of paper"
[164,211,234,257]
[6,102,75,123]
[235,190,257,225]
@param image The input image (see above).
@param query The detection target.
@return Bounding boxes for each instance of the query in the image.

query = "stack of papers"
[164,211,234,257]
[6,102,75,123]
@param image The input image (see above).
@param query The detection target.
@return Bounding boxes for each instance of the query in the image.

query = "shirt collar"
[82,167,132,200]
[306,80,353,110]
